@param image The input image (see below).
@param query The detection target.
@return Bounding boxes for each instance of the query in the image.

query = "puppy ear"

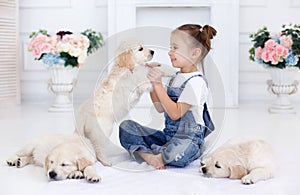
[229,165,248,179]
[117,50,134,71]
[76,157,93,171]
[44,155,50,175]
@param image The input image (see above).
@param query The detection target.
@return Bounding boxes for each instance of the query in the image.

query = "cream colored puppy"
[7,133,100,183]
[199,137,275,184]
[75,39,175,165]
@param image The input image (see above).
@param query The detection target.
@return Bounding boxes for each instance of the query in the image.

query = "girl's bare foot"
[136,152,165,170]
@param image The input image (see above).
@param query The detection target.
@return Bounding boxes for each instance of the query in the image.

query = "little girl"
[119,24,217,169]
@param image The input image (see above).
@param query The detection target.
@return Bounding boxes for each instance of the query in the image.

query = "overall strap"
[179,74,208,89]
[168,71,179,86]
[177,74,215,135]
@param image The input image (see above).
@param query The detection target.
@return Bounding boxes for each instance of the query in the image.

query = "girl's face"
[168,31,200,72]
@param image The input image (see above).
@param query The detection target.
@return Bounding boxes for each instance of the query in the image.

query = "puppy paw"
[6,158,17,167]
[7,157,27,168]
[67,171,84,179]
[85,173,101,183]
[241,175,256,185]
[147,62,161,67]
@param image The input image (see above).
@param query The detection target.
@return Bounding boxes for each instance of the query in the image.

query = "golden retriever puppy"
[199,137,275,184]
[7,133,100,183]
[75,39,175,166]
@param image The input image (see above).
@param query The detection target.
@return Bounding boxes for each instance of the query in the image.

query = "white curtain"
[0,0,20,104]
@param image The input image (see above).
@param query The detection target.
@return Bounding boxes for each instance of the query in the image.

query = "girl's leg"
[135,152,165,169]
[119,120,167,168]
[161,138,201,167]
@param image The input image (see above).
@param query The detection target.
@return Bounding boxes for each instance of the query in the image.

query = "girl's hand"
[147,67,163,84]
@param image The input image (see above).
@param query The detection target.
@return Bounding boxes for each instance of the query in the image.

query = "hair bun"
[203,25,217,39]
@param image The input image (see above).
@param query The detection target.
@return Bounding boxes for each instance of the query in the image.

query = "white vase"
[48,65,79,112]
[266,67,299,114]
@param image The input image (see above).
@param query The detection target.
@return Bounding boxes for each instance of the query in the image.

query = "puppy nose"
[202,167,207,174]
[49,171,57,179]
[150,50,154,55]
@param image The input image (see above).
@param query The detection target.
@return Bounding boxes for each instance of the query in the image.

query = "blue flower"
[285,52,299,66]
[41,53,61,67]
[272,37,280,44]
[255,58,265,65]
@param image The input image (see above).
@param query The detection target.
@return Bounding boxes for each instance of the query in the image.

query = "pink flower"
[255,47,262,58]
[275,44,289,58]
[32,48,41,58]
[280,35,293,49]
[264,39,277,50]
[32,42,44,58]
[28,34,47,51]
[79,34,90,49]
[260,39,290,65]
[61,34,75,44]
[40,43,52,53]
[28,34,55,58]
[271,52,279,64]
[261,49,270,62]
[50,35,59,46]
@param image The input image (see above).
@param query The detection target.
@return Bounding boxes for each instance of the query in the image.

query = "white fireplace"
[107,0,239,107]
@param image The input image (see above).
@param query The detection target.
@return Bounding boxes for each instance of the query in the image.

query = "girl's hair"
[175,24,217,74]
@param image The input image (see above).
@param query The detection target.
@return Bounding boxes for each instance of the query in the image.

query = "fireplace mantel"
[107,0,239,107]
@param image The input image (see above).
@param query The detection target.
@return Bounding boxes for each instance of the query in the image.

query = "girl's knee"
[119,120,133,130]
[119,120,137,134]
[119,120,141,148]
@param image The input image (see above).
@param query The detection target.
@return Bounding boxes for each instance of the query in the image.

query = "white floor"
[0,101,300,195]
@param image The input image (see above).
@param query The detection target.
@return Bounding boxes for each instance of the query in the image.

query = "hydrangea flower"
[41,53,61,67]
[286,52,299,66]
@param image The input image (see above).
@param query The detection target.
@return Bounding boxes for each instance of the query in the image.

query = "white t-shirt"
[167,71,208,125]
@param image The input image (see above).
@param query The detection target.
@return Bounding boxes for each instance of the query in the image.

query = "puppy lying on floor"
[199,137,275,184]
[7,133,100,183]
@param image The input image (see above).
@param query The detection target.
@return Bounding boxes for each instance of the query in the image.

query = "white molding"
[135,0,211,7]
[290,0,300,7]
[108,0,136,35]
[19,0,72,9]
[239,0,267,7]
[239,32,252,44]
[22,41,44,71]
[95,0,107,7]
[210,0,239,106]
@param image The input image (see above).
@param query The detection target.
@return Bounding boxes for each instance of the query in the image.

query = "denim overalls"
[119,74,212,167]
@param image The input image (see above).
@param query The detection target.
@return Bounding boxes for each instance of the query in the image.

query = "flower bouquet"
[249,24,300,69]
[28,29,104,68]
[249,24,300,114]
[27,29,104,112]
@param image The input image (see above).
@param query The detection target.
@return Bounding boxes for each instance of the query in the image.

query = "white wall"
[239,0,300,102]
[20,0,239,108]
[19,0,300,106]
[19,0,108,102]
